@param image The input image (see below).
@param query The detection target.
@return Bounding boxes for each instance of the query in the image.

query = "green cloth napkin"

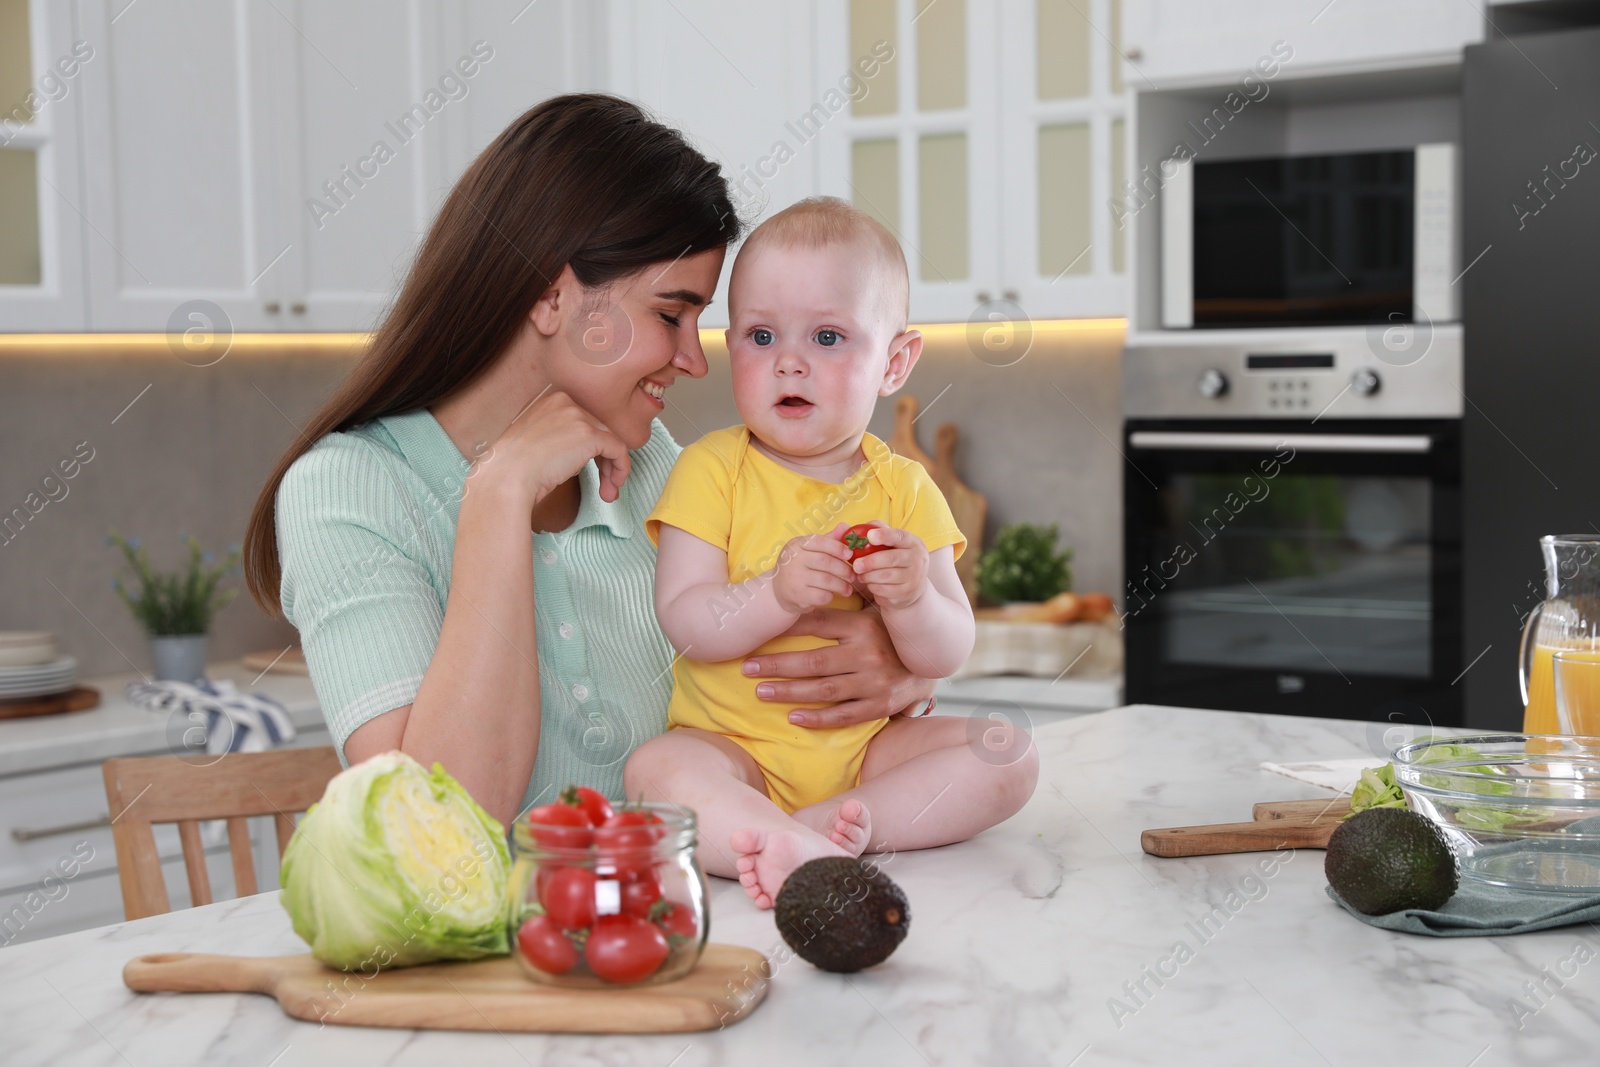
[1327,881,1600,936]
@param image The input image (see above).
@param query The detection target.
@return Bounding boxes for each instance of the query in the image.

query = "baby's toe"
[729,827,763,856]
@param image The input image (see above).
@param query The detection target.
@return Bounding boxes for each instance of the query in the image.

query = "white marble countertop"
[0,662,326,777]
[4,703,1596,1066]
[935,673,1123,713]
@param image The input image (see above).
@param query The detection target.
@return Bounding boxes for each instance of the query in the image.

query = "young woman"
[242,94,937,834]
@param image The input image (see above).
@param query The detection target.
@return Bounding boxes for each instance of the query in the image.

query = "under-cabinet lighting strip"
[0,317,1128,354]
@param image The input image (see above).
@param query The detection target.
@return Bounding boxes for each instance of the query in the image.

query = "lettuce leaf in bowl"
[1350,738,1545,832]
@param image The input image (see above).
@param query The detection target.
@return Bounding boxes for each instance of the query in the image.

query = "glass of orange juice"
[1554,650,1600,736]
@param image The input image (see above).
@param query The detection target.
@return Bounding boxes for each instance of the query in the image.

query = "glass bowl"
[507,802,708,987]
[1392,734,1600,893]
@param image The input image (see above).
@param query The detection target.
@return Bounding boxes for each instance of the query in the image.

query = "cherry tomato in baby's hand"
[538,866,598,931]
[584,915,670,984]
[561,785,614,828]
[517,915,579,975]
[841,523,890,561]
[525,802,593,850]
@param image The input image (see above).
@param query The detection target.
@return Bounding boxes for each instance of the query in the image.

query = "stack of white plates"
[0,633,76,700]
[0,631,56,667]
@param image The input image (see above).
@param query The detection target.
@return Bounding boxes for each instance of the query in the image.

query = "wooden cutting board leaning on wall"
[888,395,988,604]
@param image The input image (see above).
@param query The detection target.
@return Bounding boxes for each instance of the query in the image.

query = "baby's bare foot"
[729,827,849,909]
[792,797,871,856]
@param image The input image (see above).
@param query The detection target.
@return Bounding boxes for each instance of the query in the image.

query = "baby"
[626,197,1039,908]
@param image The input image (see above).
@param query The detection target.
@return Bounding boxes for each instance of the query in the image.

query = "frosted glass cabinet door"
[997,0,1128,320]
[0,0,88,331]
[815,0,1000,326]
[76,0,283,332]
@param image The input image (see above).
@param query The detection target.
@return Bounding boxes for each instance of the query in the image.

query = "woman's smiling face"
[546,247,726,449]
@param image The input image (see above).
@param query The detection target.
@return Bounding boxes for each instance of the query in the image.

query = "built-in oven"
[1121,331,1464,725]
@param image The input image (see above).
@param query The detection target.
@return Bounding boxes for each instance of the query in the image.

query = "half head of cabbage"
[281,751,512,970]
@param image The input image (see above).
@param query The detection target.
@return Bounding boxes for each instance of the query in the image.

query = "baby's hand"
[772,528,857,615]
[850,527,928,611]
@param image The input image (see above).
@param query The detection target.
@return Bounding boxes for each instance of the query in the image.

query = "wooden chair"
[102,746,342,920]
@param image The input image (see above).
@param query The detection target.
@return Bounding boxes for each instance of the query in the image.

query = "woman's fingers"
[743,635,851,684]
[591,426,632,502]
[754,675,854,707]
[785,698,884,729]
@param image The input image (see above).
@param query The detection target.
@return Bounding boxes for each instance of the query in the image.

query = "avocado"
[774,857,910,972]
[1325,807,1459,915]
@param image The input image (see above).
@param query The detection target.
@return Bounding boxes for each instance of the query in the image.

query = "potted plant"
[975,522,1073,606]
[108,528,242,682]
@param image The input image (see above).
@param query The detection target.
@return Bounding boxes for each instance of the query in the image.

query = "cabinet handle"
[12,813,113,842]
[290,303,307,315]
[265,302,282,314]
[1125,46,1143,60]
[976,291,992,304]
[1003,289,1019,303]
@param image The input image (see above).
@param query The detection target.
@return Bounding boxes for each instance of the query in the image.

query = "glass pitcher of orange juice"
[1520,536,1600,734]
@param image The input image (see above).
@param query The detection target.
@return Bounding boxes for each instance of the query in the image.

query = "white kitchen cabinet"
[71,0,588,334]
[997,0,1129,320]
[75,0,283,333]
[811,0,1130,324]
[0,0,89,331]
[1121,0,1484,89]
[264,0,596,332]
[0,697,329,948]
[602,0,819,329]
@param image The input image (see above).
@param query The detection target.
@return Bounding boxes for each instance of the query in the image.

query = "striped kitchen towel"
[125,677,297,756]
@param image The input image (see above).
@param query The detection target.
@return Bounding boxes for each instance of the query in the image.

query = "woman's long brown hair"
[243,93,741,616]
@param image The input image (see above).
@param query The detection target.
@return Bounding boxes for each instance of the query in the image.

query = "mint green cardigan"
[275,408,680,816]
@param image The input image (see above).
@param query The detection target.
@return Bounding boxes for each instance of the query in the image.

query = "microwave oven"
[1161,144,1457,329]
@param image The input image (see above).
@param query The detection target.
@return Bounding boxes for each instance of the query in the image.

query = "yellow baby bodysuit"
[645,425,966,813]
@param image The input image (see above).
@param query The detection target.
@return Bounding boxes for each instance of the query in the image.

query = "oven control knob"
[1197,368,1229,399]
[1350,368,1382,397]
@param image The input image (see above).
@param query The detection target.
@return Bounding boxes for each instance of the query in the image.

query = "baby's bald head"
[732,197,909,334]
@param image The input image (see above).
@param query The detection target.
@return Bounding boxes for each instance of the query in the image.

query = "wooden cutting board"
[1141,798,1349,858]
[124,943,769,1033]
[889,395,988,603]
[0,685,99,720]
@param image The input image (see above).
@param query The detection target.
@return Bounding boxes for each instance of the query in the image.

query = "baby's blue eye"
[815,329,841,347]
[752,328,774,346]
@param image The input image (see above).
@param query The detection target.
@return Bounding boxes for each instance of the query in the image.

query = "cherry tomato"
[538,866,598,931]
[595,812,663,881]
[584,915,670,984]
[561,785,614,828]
[654,900,699,942]
[841,523,890,561]
[525,802,593,850]
[600,809,665,830]
[517,915,579,975]
[620,874,664,918]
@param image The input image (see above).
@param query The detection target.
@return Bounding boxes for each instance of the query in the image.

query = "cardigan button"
[572,683,589,701]
[558,623,574,639]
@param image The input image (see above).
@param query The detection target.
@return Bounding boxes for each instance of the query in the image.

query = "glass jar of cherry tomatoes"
[508,790,708,988]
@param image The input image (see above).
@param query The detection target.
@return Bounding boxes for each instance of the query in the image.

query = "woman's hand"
[470,389,632,505]
[741,606,937,728]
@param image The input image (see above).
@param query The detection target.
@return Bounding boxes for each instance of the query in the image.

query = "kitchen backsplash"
[0,324,1123,677]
